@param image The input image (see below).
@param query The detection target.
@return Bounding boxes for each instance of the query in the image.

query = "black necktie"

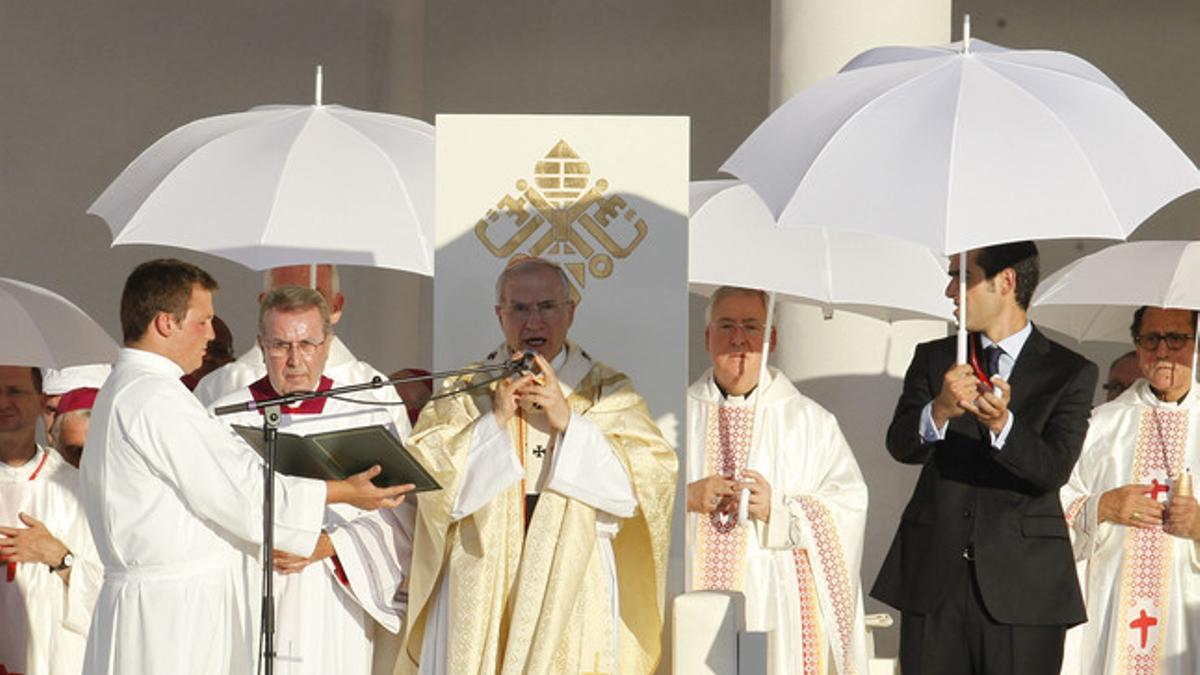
[984,344,1004,379]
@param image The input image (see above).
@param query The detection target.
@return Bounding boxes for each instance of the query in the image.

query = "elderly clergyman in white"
[80,259,412,675]
[685,286,869,675]
[193,264,408,432]
[1061,307,1200,674]
[211,285,415,675]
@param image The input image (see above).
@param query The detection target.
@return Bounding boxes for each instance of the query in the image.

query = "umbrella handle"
[737,487,751,527]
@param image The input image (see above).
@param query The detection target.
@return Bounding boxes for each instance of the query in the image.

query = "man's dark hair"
[976,241,1039,310]
[30,367,42,394]
[1129,306,1200,340]
[120,259,219,343]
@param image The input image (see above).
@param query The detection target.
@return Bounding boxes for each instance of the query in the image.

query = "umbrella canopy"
[690,180,953,323]
[0,278,119,369]
[89,103,435,275]
[1030,240,1200,343]
[722,37,1200,255]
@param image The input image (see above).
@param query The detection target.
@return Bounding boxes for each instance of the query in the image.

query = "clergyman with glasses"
[209,284,416,675]
[683,286,870,674]
[396,256,677,675]
[1060,306,1200,674]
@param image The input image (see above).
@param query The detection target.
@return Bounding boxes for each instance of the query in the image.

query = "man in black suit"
[872,241,1098,675]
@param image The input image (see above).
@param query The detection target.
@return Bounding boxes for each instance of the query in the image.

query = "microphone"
[505,350,538,376]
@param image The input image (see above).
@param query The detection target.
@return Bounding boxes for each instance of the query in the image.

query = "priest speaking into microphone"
[79,259,413,675]
[397,257,678,675]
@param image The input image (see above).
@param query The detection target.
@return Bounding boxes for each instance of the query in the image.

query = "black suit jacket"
[871,326,1098,626]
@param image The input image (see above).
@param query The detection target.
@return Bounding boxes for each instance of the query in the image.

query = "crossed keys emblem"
[474,140,649,302]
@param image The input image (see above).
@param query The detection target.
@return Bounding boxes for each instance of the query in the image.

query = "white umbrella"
[89,70,434,275]
[722,19,1200,361]
[690,180,953,323]
[1031,240,1200,341]
[0,278,119,369]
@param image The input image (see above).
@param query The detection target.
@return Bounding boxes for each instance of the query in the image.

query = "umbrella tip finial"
[315,65,324,106]
[963,14,972,54]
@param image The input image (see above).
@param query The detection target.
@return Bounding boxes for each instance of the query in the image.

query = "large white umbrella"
[723,34,1198,254]
[89,72,434,275]
[722,22,1200,361]
[1031,240,1200,343]
[690,180,953,323]
[0,278,119,369]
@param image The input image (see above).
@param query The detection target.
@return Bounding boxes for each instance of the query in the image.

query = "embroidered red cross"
[5,562,14,583]
[1148,479,1169,502]
[1130,609,1158,649]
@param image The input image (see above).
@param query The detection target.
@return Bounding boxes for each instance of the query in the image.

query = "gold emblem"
[475,140,649,302]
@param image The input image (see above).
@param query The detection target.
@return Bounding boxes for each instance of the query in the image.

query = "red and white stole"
[1116,408,1187,673]
[694,402,753,591]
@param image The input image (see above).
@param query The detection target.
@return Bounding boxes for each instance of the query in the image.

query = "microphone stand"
[214,362,523,675]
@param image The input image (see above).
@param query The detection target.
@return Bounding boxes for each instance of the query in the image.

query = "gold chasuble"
[398,344,677,675]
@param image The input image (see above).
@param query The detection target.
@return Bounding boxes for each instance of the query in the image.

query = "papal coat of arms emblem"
[474,140,649,302]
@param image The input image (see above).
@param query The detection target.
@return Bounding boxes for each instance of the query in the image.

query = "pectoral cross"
[1149,479,1169,502]
[582,653,609,675]
[532,444,547,459]
[1130,609,1158,649]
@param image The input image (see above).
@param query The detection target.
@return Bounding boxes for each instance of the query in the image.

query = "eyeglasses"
[711,320,767,336]
[500,300,572,321]
[264,337,327,357]
[1134,333,1195,351]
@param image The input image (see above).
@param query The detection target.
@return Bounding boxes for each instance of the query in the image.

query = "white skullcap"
[42,364,112,395]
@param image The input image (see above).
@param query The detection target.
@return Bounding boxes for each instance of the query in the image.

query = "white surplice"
[80,348,328,675]
[211,376,415,675]
[0,445,102,675]
[418,345,638,675]
[686,368,870,675]
[194,338,408,430]
[1060,379,1200,675]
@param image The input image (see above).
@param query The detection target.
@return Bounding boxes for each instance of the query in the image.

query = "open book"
[233,424,441,492]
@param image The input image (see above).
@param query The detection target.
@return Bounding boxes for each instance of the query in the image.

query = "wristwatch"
[50,551,74,573]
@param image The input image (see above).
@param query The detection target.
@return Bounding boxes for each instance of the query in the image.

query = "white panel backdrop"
[434,114,689,668]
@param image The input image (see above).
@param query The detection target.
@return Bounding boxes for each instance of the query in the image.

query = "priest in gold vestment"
[397,258,677,675]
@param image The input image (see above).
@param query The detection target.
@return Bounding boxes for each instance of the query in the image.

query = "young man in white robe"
[193,265,407,434]
[685,286,870,675]
[1061,306,1200,674]
[397,257,677,675]
[80,258,413,675]
[211,285,416,675]
[0,365,102,675]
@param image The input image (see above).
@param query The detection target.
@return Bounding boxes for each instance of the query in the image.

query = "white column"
[767,0,951,661]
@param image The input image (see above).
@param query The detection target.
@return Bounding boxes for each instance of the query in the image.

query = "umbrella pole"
[1192,314,1198,386]
[739,291,776,526]
[957,250,968,364]
[314,65,324,106]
